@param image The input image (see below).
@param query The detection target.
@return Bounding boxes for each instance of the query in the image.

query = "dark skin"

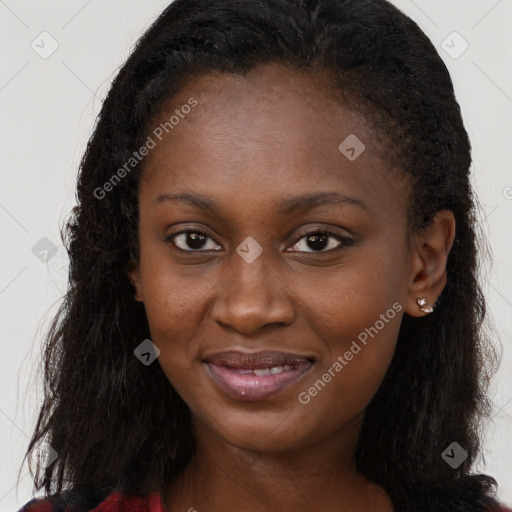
[127,63,455,512]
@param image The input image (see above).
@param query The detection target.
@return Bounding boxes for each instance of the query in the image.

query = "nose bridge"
[225,246,276,305]
[211,244,294,332]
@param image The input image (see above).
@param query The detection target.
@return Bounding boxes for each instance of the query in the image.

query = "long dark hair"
[20,0,503,510]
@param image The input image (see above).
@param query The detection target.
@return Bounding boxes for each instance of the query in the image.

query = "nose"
[210,249,295,335]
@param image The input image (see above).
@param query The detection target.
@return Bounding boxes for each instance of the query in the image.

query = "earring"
[417,297,434,314]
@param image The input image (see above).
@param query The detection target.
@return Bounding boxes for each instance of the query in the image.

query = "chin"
[192,404,321,453]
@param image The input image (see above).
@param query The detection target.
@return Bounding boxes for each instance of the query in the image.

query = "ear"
[403,210,456,317]
[125,261,143,302]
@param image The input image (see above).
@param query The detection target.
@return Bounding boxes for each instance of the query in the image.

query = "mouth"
[203,350,315,401]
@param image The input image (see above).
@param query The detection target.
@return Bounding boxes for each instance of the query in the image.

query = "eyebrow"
[151,191,368,215]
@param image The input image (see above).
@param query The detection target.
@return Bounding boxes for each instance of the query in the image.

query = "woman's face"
[130,63,416,453]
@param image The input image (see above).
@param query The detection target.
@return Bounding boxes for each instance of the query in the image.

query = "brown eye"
[288,230,354,253]
[166,231,222,252]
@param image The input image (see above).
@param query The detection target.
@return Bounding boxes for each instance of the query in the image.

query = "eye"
[287,230,354,253]
[166,228,354,254]
[166,230,222,252]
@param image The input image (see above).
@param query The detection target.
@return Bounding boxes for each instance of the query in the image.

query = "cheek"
[139,237,205,327]
[297,309,402,432]
[295,253,403,343]
[294,262,403,409]
[138,258,205,391]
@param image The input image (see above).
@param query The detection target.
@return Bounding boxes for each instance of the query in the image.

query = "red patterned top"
[17,490,166,512]
[17,488,512,512]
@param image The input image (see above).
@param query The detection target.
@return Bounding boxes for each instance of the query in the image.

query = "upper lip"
[203,350,315,370]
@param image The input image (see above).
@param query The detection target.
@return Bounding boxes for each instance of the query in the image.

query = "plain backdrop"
[1,1,511,510]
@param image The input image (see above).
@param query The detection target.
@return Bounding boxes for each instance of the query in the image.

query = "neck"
[165,417,394,512]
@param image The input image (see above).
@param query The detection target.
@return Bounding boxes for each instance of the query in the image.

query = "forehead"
[139,63,407,219]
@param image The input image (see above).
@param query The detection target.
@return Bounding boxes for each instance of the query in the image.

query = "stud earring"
[417,297,434,314]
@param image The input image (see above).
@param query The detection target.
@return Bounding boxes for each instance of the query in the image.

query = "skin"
[127,63,455,512]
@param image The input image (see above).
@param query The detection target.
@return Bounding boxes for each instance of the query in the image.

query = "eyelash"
[165,228,354,254]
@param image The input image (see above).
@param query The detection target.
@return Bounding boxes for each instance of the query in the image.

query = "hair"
[20,0,504,511]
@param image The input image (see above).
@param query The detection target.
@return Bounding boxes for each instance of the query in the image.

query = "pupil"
[307,234,328,251]
[188,233,206,249]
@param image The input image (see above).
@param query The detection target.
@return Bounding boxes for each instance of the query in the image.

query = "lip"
[203,350,315,401]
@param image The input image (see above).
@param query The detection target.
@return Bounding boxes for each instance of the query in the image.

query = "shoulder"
[16,488,165,512]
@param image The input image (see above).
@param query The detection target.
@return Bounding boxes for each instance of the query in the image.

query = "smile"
[203,350,315,401]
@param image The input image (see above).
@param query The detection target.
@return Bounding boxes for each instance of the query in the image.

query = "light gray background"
[1,1,511,510]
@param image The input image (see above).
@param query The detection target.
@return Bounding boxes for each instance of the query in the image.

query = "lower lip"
[204,361,314,401]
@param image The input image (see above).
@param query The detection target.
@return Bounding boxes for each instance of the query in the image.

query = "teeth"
[253,368,272,376]
[232,365,297,375]
[252,366,294,376]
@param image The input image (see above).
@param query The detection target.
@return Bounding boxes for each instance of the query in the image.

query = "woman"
[16,0,511,510]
